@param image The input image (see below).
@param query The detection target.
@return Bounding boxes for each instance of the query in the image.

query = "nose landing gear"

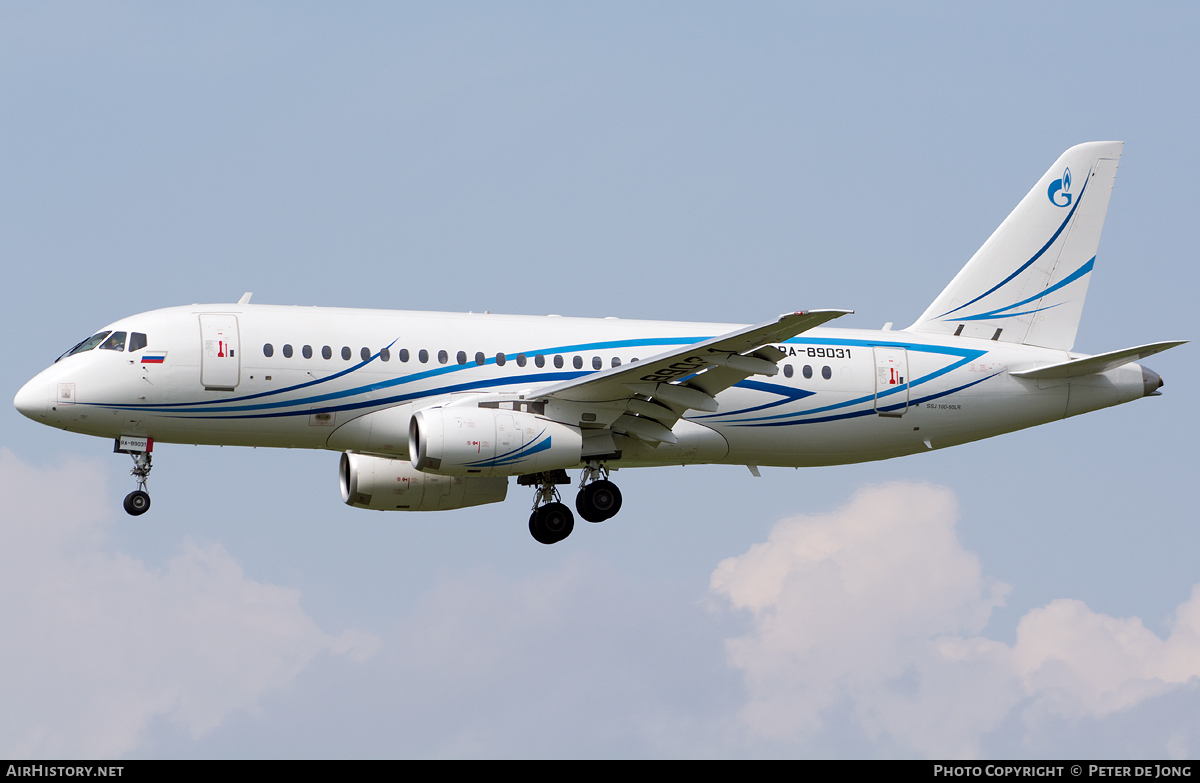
[114,437,154,516]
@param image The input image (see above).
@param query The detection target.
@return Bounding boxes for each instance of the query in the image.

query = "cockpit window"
[58,331,112,362]
[128,332,148,352]
[99,332,127,352]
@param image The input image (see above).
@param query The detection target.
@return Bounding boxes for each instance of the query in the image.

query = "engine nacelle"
[409,406,583,476]
[340,452,507,511]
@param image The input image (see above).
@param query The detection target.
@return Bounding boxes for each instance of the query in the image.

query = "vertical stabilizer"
[908,141,1123,350]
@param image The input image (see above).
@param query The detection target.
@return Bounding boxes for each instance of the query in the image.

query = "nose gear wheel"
[123,450,153,517]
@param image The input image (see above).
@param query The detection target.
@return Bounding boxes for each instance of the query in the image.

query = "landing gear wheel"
[530,502,574,544]
[124,490,151,516]
[576,480,622,522]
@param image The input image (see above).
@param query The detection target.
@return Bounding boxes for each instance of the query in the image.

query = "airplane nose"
[1141,365,1164,397]
[13,379,48,420]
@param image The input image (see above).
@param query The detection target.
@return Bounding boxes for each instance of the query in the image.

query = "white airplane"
[13,141,1186,544]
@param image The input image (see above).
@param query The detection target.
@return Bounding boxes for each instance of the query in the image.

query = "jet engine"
[340,452,507,511]
[409,406,583,477]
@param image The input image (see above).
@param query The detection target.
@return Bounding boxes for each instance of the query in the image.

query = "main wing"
[528,309,852,444]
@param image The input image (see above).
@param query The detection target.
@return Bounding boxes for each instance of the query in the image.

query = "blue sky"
[2,2,1198,758]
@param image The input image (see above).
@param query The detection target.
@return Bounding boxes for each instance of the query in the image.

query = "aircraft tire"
[124,490,151,516]
[576,480,621,523]
[530,503,574,544]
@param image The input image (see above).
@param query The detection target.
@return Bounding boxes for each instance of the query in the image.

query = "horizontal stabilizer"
[1010,340,1187,380]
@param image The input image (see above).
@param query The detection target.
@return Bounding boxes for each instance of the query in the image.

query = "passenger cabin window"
[496,353,506,367]
[263,343,274,358]
[322,346,332,360]
[361,347,371,362]
[303,345,313,359]
[60,331,112,361]
[573,356,583,370]
[129,333,148,352]
[783,364,793,378]
[283,344,293,358]
[341,346,351,361]
[418,349,428,363]
[553,355,564,369]
[517,354,527,367]
[399,348,410,362]
[475,352,485,366]
[99,332,127,352]
[438,350,448,365]
[380,348,390,362]
[457,351,468,365]
[535,354,545,368]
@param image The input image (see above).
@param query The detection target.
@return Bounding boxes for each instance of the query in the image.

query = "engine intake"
[340,452,507,511]
[409,406,583,476]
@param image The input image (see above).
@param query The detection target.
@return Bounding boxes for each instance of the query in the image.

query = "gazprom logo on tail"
[1047,167,1072,207]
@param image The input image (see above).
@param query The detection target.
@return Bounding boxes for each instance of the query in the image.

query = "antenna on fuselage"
[238,292,253,304]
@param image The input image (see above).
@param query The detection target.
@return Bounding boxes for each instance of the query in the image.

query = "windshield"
[99,332,127,351]
[57,331,112,362]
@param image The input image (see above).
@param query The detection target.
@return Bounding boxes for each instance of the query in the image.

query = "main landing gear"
[520,462,624,545]
[521,469,573,545]
[576,462,622,523]
[124,450,153,516]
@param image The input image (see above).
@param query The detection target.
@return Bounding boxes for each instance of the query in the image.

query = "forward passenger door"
[200,314,240,390]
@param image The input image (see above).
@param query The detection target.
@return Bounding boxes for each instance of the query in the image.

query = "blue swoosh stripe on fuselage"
[690,380,816,419]
[205,337,982,424]
[88,335,985,424]
[115,341,397,408]
[91,335,706,413]
[730,372,1001,427]
[703,338,986,423]
[156,372,588,420]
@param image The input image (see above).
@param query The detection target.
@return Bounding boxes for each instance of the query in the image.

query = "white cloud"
[0,449,380,759]
[710,482,1200,758]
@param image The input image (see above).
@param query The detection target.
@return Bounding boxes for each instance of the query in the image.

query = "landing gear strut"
[123,449,153,516]
[519,465,624,544]
[576,461,622,523]
[520,470,574,544]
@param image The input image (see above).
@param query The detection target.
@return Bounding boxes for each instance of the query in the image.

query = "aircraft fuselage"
[14,303,1153,470]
